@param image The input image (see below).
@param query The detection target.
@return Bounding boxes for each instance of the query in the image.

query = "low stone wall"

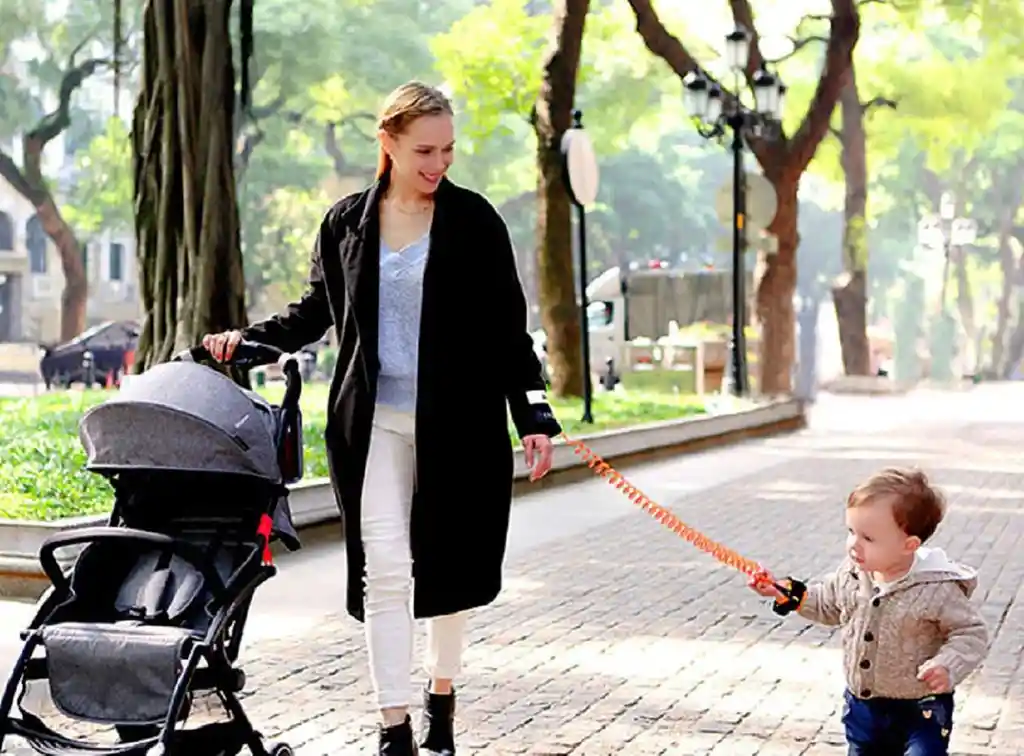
[0,399,805,600]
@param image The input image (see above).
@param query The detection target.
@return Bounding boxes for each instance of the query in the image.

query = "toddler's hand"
[748,569,783,599]
[917,660,952,693]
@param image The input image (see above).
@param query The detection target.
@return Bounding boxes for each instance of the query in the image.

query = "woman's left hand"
[523,435,554,481]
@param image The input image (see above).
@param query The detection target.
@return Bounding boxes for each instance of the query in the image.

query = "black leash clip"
[771,577,808,616]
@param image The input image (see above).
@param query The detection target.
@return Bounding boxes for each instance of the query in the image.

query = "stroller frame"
[0,342,304,756]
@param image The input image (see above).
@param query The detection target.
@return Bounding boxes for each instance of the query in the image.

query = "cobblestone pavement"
[5,388,1024,754]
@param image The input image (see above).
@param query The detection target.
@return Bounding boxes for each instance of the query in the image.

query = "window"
[587,300,613,327]
[108,242,125,282]
[26,215,46,274]
[0,211,12,251]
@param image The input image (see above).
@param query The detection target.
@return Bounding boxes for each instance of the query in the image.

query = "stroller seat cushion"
[112,550,206,623]
[40,622,193,725]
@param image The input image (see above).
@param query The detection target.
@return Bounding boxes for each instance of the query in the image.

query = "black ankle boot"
[419,687,456,755]
[379,715,418,755]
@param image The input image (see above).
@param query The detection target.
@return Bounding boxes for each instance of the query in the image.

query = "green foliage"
[0,393,113,521]
[431,0,669,181]
[235,0,478,309]
[0,0,139,145]
[244,185,331,313]
[0,383,705,520]
[63,116,133,237]
[429,0,545,142]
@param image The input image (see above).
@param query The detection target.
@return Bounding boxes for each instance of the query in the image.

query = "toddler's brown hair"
[847,468,946,541]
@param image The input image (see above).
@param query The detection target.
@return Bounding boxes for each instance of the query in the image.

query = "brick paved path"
[6,391,1024,754]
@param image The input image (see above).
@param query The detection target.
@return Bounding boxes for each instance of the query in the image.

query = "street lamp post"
[561,109,600,423]
[681,28,786,397]
[916,191,977,380]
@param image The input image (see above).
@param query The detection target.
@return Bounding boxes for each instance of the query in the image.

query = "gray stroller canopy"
[80,361,283,482]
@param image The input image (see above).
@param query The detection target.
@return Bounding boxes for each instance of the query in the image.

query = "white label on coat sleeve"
[526,390,548,405]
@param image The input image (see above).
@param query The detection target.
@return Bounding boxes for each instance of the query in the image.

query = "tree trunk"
[35,197,88,342]
[1005,294,1024,379]
[624,0,859,397]
[0,52,104,342]
[132,0,248,375]
[950,247,975,373]
[831,69,871,376]
[993,226,1014,375]
[531,0,590,398]
[0,164,90,341]
[987,163,1024,376]
[757,179,799,395]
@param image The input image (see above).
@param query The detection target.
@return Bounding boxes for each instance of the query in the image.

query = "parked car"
[40,320,140,389]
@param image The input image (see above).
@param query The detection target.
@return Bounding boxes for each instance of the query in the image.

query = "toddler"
[750,468,988,755]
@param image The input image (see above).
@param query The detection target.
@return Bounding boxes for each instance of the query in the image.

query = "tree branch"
[324,122,373,179]
[498,190,535,219]
[767,34,829,64]
[787,0,861,176]
[332,112,377,142]
[24,56,110,187]
[0,149,40,204]
[860,95,897,113]
[235,91,288,174]
[625,0,703,84]
[728,0,767,89]
[626,0,781,164]
[797,0,889,27]
[251,92,287,121]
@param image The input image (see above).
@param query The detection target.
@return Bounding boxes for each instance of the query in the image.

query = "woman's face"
[382,113,455,195]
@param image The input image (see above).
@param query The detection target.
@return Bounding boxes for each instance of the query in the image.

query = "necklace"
[386,192,433,216]
[393,201,432,216]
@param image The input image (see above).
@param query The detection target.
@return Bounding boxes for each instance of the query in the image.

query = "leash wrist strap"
[771,578,807,616]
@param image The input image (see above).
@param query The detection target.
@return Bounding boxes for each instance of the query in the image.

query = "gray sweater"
[376,233,429,413]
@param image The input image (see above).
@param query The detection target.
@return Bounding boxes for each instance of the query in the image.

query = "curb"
[0,399,804,600]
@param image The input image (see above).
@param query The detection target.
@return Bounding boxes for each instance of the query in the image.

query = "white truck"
[532,263,743,384]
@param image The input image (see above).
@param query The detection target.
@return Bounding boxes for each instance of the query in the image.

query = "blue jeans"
[842,689,954,755]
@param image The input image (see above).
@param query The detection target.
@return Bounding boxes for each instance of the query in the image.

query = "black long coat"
[242,172,562,621]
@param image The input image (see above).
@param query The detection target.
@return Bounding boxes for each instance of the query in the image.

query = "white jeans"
[362,404,468,709]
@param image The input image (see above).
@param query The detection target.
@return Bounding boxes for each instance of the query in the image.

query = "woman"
[202,81,561,755]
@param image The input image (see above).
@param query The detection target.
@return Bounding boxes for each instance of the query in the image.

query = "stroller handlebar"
[174,340,303,408]
[174,341,294,370]
[39,527,228,602]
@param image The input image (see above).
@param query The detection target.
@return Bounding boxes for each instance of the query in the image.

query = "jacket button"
[872,598,880,607]
[861,688,871,698]
[864,632,874,642]
[860,659,871,669]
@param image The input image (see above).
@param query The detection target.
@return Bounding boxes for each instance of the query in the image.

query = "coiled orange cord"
[561,432,773,586]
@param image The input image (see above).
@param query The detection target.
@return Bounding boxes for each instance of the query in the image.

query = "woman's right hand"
[201,330,243,362]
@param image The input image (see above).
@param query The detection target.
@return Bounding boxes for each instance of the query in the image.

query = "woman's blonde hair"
[376,81,454,179]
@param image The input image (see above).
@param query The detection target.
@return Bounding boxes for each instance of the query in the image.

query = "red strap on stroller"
[257,514,274,566]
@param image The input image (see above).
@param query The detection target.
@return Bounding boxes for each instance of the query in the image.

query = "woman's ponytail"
[376,145,391,179]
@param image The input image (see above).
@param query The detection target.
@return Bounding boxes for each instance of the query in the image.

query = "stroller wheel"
[268,744,294,756]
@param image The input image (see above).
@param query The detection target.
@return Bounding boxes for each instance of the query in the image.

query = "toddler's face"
[845,497,920,574]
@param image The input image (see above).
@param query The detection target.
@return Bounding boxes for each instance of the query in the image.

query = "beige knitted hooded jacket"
[796,547,989,700]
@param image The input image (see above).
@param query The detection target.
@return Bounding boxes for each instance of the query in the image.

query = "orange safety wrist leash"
[560,432,806,613]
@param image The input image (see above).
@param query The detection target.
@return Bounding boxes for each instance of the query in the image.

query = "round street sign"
[714,172,777,232]
[561,125,600,208]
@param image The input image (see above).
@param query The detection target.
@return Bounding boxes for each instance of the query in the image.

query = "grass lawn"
[0,382,707,522]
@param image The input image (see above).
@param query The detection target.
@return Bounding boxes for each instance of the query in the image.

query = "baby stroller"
[0,342,305,756]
